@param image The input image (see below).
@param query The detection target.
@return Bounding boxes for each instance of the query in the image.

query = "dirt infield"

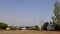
[0,30,60,34]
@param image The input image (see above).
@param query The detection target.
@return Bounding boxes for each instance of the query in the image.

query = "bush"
[35,25,40,30]
[0,22,8,29]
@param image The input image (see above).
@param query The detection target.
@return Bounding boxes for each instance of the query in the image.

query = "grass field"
[0,30,60,34]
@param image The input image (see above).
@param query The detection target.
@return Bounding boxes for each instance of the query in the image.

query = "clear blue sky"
[0,0,59,27]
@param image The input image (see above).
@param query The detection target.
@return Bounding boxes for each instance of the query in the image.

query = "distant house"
[20,26,26,30]
[26,26,34,30]
[9,26,39,30]
[18,26,37,30]
[10,26,17,30]
[21,28,26,30]
[6,27,10,30]
[26,26,37,30]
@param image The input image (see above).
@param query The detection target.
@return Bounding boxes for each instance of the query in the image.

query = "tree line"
[41,1,60,31]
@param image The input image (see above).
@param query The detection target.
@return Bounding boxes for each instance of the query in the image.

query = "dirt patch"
[0,30,60,34]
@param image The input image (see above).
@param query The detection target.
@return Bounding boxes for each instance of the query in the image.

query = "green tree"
[0,22,8,29]
[55,24,60,31]
[52,1,60,31]
[54,1,60,25]
[41,22,49,30]
[35,25,39,30]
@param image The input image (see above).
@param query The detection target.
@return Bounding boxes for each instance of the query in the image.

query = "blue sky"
[0,0,59,27]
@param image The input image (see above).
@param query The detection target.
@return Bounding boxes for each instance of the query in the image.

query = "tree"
[26,26,30,30]
[54,1,60,20]
[35,25,40,30]
[52,1,60,31]
[55,24,60,31]
[41,22,49,30]
[54,1,60,25]
[0,22,8,29]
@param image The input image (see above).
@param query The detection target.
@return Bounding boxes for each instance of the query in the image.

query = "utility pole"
[34,17,36,26]
[12,16,15,26]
